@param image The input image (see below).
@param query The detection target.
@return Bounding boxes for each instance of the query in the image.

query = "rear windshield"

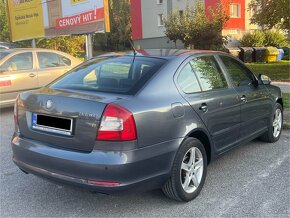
[51,56,167,94]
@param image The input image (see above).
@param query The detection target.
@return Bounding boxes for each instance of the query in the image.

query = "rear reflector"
[0,80,11,87]
[86,180,120,187]
[97,103,137,141]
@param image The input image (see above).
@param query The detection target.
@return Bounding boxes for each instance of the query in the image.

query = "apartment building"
[131,0,259,49]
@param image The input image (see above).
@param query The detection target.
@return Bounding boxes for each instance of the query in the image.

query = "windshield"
[0,51,10,60]
[51,56,167,94]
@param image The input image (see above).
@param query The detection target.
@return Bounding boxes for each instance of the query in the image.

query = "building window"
[230,4,241,18]
[157,0,163,4]
[158,14,164,26]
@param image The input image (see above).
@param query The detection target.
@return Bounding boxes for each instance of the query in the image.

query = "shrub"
[240,31,265,47]
[240,30,288,47]
[264,30,288,47]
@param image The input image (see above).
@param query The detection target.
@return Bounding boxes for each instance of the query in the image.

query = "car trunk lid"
[17,87,127,152]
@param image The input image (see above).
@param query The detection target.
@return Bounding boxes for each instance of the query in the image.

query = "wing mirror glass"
[258,74,271,85]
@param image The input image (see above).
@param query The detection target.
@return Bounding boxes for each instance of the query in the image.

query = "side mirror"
[258,74,271,85]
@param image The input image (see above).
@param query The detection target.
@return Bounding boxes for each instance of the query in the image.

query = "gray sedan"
[11,49,283,202]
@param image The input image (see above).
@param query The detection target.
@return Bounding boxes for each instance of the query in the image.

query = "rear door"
[176,55,241,153]
[36,51,72,87]
[0,51,38,105]
[218,55,272,140]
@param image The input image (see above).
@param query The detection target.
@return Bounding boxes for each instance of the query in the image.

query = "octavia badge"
[46,100,53,109]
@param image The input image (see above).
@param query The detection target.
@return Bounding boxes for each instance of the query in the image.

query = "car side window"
[219,56,255,87]
[1,52,33,71]
[177,62,201,93]
[37,52,71,69]
[190,56,227,91]
[59,55,71,66]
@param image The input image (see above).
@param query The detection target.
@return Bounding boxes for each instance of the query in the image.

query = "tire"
[260,103,283,143]
[162,138,207,202]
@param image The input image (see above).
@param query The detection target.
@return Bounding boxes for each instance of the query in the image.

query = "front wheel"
[162,138,207,202]
[260,103,283,142]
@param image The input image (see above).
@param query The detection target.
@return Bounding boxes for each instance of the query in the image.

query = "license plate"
[32,113,73,136]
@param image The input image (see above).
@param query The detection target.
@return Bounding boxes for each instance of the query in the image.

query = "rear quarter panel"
[117,57,210,148]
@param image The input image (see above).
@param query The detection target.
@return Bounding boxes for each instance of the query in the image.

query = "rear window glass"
[51,56,167,94]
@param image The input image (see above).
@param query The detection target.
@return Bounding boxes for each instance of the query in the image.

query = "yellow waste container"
[265,47,279,63]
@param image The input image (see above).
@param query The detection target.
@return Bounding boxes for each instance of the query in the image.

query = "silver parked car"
[0,48,81,108]
[0,41,21,49]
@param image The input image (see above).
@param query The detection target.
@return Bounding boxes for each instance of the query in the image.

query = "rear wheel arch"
[187,129,212,164]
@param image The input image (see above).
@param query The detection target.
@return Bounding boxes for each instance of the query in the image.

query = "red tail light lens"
[86,180,120,187]
[97,103,137,141]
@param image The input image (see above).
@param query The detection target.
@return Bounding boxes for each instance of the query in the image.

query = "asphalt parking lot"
[0,107,289,217]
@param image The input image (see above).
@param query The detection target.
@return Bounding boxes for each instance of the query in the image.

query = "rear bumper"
[11,135,182,193]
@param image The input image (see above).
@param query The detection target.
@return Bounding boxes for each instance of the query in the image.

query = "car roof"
[0,48,76,58]
[2,48,63,52]
[99,49,226,60]
[0,41,19,46]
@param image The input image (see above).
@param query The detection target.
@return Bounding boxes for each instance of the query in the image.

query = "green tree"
[249,0,290,32]
[164,11,182,48]
[94,0,131,51]
[0,0,10,41]
[164,1,228,50]
[36,36,85,57]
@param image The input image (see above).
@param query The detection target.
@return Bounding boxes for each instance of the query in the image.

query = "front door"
[176,55,241,153]
[0,52,38,106]
[218,55,272,140]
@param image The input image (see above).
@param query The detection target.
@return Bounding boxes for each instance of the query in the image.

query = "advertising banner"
[7,0,110,42]
[7,0,45,41]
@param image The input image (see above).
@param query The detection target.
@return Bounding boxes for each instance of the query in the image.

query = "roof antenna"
[128,39,137,78]
[129,39,137,56]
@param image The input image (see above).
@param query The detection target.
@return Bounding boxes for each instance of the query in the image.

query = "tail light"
[97,103,137,141]
[14,96,20,133]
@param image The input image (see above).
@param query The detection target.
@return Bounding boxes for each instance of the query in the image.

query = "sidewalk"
[272,81,290,93]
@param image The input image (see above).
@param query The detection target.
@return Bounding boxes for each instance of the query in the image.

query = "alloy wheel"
[273,108,282,138]
[180,147,204,194]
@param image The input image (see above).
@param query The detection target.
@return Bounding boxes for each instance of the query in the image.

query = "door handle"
[199,103,208,112]
[29,73,36,78]
[240,95,247,103]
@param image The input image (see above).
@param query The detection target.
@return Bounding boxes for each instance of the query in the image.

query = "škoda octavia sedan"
[12,49,283,201]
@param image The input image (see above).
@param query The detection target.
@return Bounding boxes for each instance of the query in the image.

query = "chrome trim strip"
[32,125,72,136]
